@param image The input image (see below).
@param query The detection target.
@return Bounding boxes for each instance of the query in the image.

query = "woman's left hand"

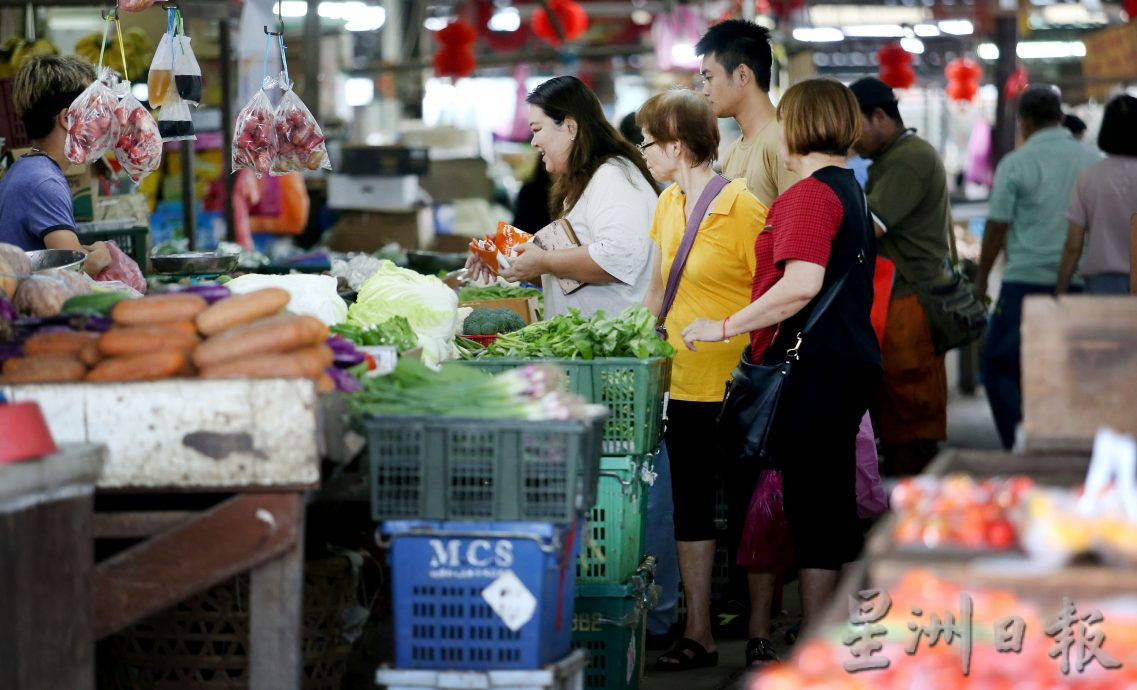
[500,243,546,283]
[681,318,726,352]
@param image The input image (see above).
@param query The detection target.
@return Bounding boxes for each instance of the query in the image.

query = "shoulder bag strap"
[657,174,731,328]
[795,190,872,342]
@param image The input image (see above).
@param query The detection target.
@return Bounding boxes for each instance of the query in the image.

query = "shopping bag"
[157,91,195,141]
[147,32,174,107]
[173,35,202,104]
[272,79,331,174]
[65,69,118,166]
[232,79,277,178]
[112,82,163,183]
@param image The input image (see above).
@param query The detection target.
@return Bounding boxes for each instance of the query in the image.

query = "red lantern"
[475,0,527,52]
[1004,66,1029,100]
[945,57,982,102]
[762,0,804,19]
[532,0,589,46]
[1125,0,1137,20]
[878,43,916,90]
[434,19,477,79]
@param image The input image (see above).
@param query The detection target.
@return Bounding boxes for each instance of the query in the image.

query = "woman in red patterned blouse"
[682,79,882,632]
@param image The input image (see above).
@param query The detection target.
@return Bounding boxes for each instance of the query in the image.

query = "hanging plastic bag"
[173,35,202,105]
[232,79,277,178]
[119,0,157,11]
[65,69,118,166]
[158,91,196,142]
[272,79,331,174]
[112,82,163,183]
[147,32,175,107]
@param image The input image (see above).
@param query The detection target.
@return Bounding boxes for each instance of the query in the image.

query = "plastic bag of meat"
[232,79,277,178]
[157,91,196,142]
[65,71,119,166]
[271,78,331,174]
[119,0,157,11]
[173,35,203,105]
[112,83,163,183]
[95,241,147,294]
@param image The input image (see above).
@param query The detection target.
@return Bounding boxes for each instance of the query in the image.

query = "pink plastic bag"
[95,241,147,294]
[65,71,118,166]
[736,412,886,568]
[855,412,888,519]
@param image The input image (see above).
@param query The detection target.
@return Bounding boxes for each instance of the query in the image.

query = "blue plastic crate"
[380,520,584,670]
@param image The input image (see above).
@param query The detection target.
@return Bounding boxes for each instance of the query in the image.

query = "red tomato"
[986,519,1016,549]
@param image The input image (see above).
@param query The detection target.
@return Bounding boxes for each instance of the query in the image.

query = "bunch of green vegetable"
[331,316,418,352]
[458,285,543,315]
[347,357,603,421]
[463,307,526,336]
[484,306,675,360]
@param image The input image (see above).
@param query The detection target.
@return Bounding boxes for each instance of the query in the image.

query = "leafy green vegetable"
[458,285,544,318]
[463,307,526,335]
[484,306,675,360]
[347,261,460,367]
[332,316,418,351]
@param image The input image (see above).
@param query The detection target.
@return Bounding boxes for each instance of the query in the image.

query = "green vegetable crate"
[463,358,670,455]
[578,456,651,584]
[572,581,648,690]
[365,414,605,523]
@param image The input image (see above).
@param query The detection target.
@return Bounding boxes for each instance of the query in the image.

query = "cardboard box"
[458,297,540,325]
[325,208,435,252]
[327,174,420,211]
[419,158,494,204]
[65,164,96,222]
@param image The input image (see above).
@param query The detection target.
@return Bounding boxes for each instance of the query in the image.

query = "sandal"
[655,638,719,672]
[746,637,780,667]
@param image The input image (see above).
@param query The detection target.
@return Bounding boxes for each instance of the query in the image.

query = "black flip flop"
[655,637,719,672]
[746,637,780,667]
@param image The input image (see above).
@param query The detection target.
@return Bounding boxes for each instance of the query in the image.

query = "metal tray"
[26,249,86,272]
[150,253,240,276]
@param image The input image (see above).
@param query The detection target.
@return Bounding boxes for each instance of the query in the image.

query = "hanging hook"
[263,25,283,36]
[101,5,119,20]
[162,0,179,8]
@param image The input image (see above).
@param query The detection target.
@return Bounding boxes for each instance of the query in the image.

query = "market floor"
[639,388,1002,690]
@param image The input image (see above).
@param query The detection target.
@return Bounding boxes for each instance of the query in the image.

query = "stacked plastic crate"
[462,358,670,689]
[368,414,603,690]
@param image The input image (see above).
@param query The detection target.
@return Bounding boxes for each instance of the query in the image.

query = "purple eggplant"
[0,296,16,322]
[0,342,23,362]
[326,336,366,367]
[324,366,363,393]
[179,283,231,304]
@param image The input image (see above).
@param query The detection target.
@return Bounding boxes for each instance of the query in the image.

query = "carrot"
[316,373,335,394]
[86,350,186,382]
[98,324,201,357]
[23,330,100,356]
[0,356,87,383]
[193,314,327,369]
[199,344,331,380]
[78,339,104,367]
[111,293,208,326]
[194,288,291,336]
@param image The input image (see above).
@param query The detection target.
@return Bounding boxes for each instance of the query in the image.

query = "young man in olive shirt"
[695,20,798,210]
[851,78,951,476]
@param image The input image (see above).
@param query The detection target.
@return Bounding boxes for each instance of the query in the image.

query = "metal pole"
[180,139,194,250]
[303,0,320,122]
[220,14,235,243]
[992,15,1018,166]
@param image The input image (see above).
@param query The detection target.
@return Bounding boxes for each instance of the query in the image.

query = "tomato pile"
[890,475,1033,550]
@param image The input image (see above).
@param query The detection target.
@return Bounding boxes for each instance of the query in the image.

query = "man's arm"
[974,220,1009,301]
[44,230,111,277]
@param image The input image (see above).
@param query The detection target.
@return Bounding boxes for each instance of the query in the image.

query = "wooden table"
[2,380,323,690]
[0,444,105,690]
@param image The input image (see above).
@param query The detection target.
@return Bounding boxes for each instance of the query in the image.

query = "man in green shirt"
[851,78,951,476]
[976,85,1100,449]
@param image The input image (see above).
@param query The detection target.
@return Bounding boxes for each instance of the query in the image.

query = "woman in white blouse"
[479,76,659,317]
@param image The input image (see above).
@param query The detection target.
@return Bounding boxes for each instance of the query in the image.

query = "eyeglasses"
[637,140,658,153]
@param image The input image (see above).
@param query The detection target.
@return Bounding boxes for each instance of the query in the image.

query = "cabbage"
[347,261,460,368]
[224,273,348,326]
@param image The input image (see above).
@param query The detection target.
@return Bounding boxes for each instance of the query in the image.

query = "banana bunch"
[0,36,59,77]
[74,27,151,79]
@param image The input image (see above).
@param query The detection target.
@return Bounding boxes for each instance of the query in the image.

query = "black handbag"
[715,255,863,467]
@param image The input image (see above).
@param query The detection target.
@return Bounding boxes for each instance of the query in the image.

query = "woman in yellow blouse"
[637,88,767,671]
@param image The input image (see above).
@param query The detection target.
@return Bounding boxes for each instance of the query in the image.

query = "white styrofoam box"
[1,379,321,489]
[328,174,420,211]
[375,649,588,690]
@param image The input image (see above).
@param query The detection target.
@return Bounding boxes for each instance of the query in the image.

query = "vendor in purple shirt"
[0,55,110,276]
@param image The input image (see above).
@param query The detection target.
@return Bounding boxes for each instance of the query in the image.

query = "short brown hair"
[14,55,95,140]
[777,78,862,157]
[636,89,719,167]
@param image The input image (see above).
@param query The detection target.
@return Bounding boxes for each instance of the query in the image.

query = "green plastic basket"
[462,358,670,455]
[578,456,650,584]
[364,414,605,523]
[572,582,646,690]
